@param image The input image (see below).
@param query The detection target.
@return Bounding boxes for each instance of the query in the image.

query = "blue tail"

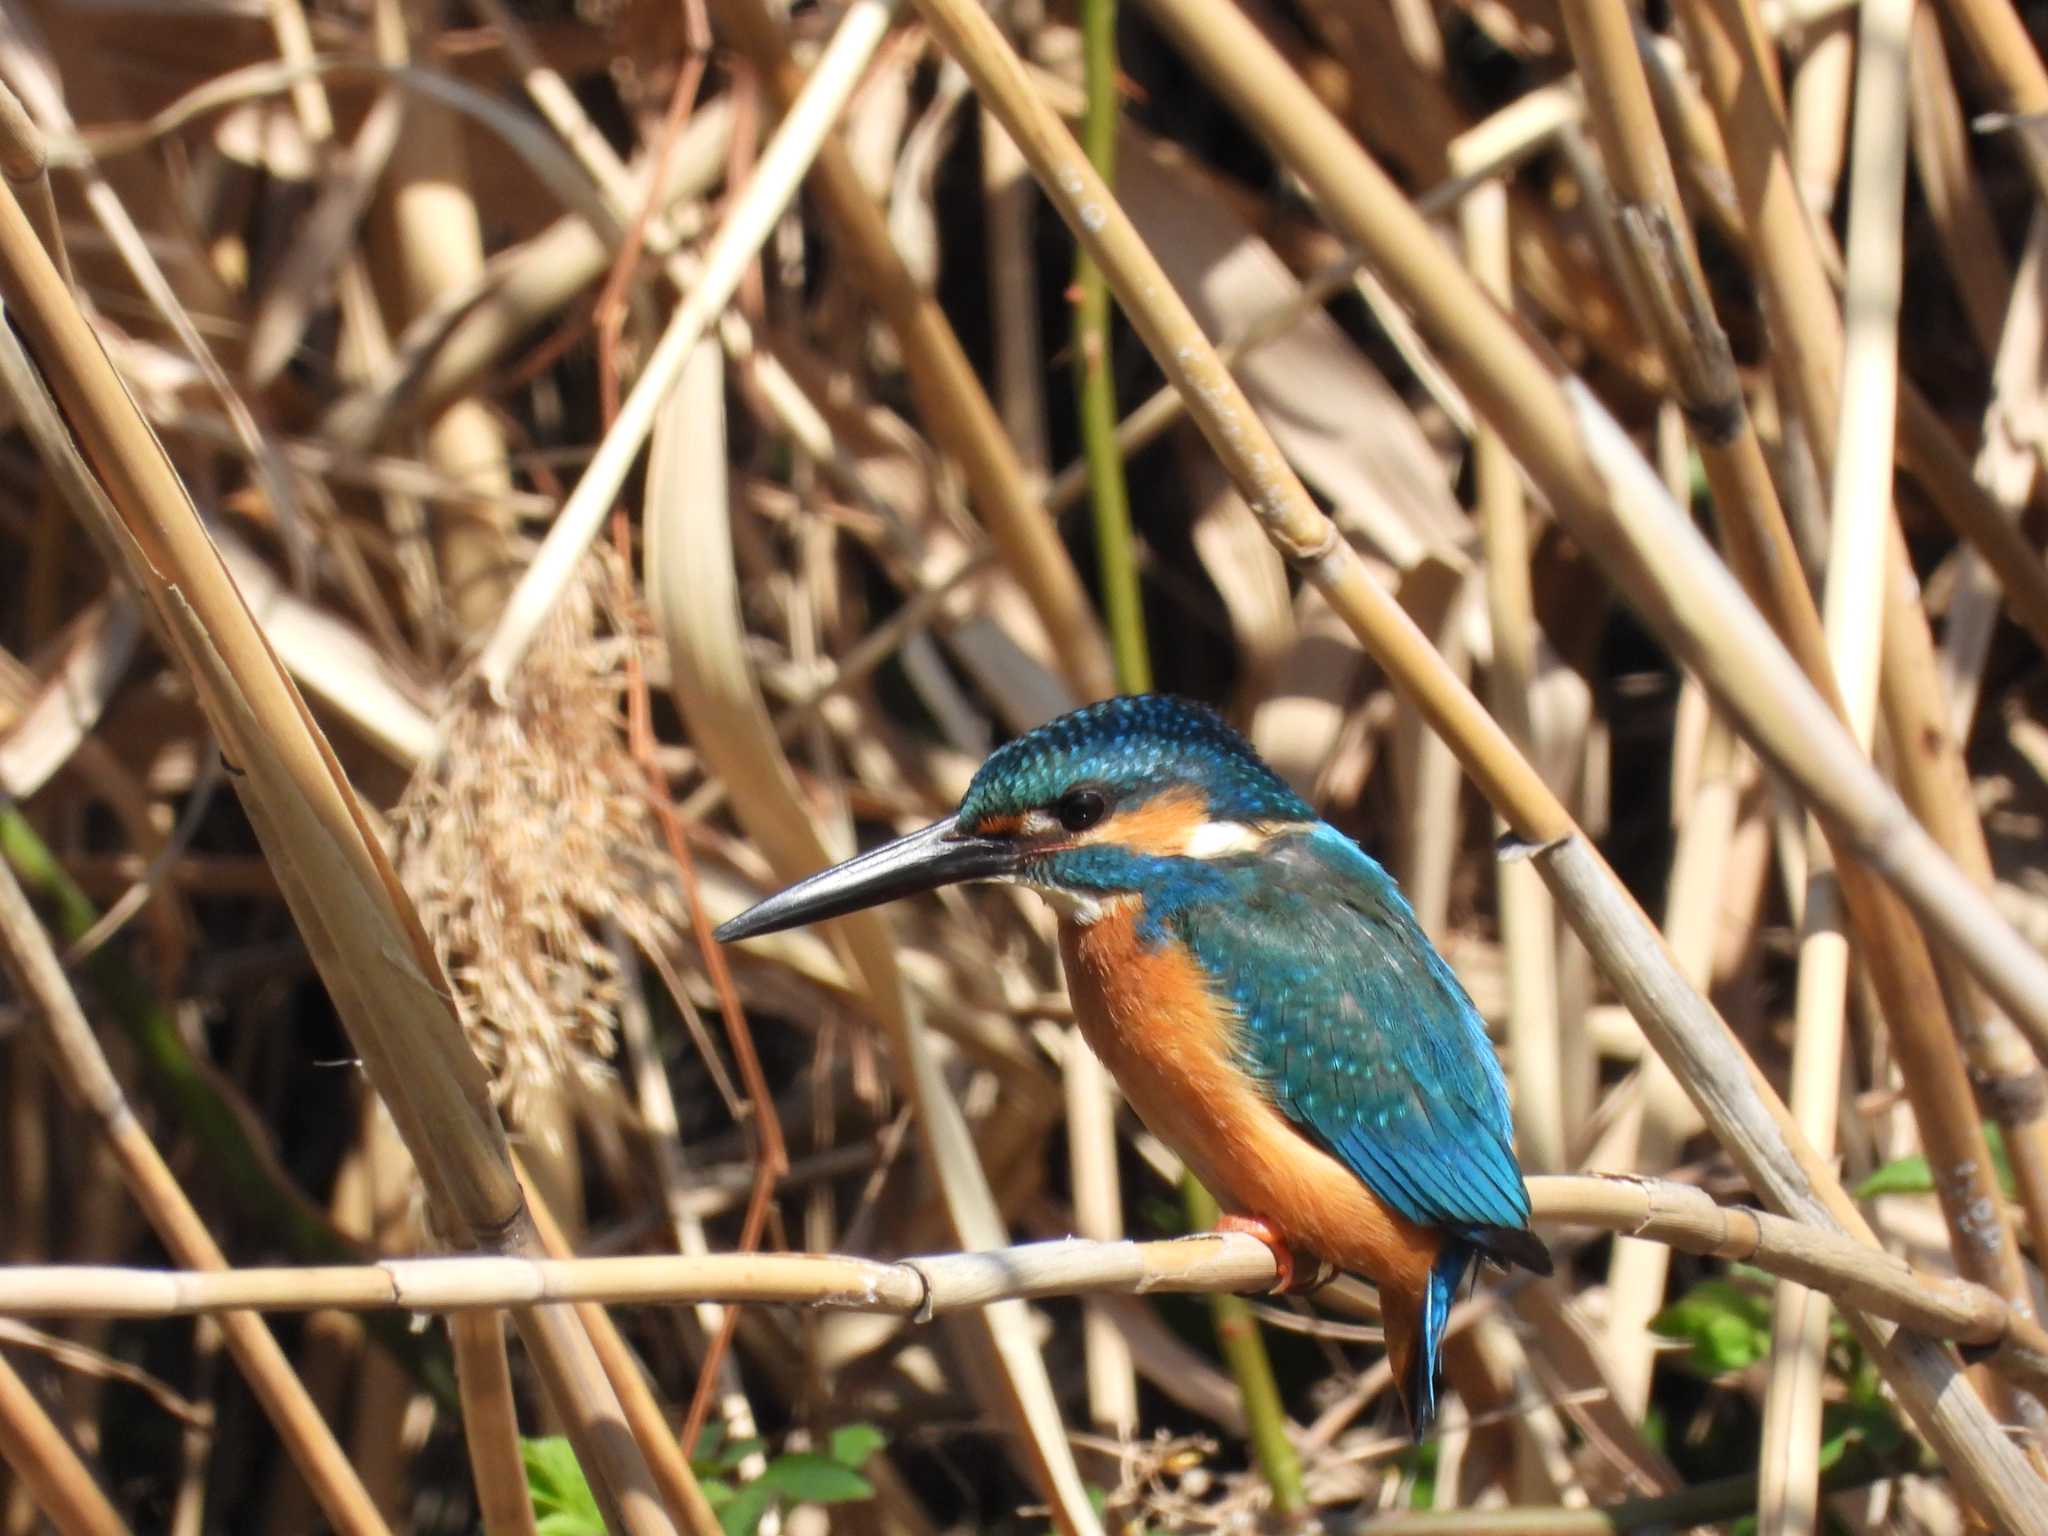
[1405,1242,1475,1439]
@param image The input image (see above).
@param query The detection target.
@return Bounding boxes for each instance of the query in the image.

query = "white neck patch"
[1181,820,1266,859]
[1030,884,1144,927]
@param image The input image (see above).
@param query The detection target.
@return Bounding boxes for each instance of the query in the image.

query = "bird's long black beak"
[713,816,1020,942]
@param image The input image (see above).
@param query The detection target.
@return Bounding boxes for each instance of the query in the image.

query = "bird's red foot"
[1215,1213,1324,1294]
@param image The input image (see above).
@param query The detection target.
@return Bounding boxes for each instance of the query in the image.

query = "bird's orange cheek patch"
[1080,788,1211,857]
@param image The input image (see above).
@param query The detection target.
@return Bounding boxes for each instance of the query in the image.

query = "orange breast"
[1057,908,1439,1300]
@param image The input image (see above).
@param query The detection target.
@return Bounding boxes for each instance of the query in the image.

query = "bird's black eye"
[1054,786,1109,833]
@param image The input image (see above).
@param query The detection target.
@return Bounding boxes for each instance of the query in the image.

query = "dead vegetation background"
[2,0,2048,1529]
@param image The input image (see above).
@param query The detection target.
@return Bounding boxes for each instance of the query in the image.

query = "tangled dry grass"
[394,556,682,1125]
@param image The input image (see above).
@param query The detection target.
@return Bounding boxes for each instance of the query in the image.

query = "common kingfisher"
[715,694,1550,1436]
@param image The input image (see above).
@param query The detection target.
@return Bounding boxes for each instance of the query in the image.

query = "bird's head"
[714,695,1315,939]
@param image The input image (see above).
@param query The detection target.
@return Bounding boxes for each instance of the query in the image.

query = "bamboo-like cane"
[1463,182,1566,1177]
[0,1176,2043,1387]
[0,1350,128,1536]
[907,0,2048,1523]
[449,1313,540,1536]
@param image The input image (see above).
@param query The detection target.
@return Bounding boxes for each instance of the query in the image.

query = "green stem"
[0,806,455,1404]
[1074,0,1149,694]
[1078,4,1300,1513]
[1184,1176,1306,1516]
[1088,0,1283,1452]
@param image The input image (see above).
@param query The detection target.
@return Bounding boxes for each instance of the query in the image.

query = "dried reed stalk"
[448,1312,539,1536]
[1556,0,2011,1371]
[0,80,65,287]
[366,0,516,639]
[1462,181,1566,1175]
[474,0,902,698]
[0,826,388,1534]
[1678,0,2039,1338]
[513,1159,725,1535]
[1933,0,2048,205]
[1907,5,2012,356]
[0,169,686,1536]
[0,1349,128,1536]
[2,1174,2044,1385]
[704,0,1114,700]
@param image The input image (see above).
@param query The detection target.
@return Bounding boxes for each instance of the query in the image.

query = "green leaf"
[759,1452,875,1503]
[1857,1154,1934,1198]
[1652,1277,1772,1375]
[829,1423,886,1469]
[1856,1123,2014,1199]
[716,1479,777,1536]
[521,1437,605,1536]
[718,1437,767,1470]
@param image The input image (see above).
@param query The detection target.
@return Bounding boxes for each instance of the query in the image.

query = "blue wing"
[1166,824,1543,1266]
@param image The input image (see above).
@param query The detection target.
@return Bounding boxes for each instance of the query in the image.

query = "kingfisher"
[715,694,1550,1436]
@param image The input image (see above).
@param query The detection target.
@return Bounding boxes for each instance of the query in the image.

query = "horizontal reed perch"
[0,1176,2041,1400]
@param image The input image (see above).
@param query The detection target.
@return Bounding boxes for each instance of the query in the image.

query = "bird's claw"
[1214,1213,1330,1295]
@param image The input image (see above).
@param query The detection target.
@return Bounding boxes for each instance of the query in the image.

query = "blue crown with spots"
[958,695,1315,826]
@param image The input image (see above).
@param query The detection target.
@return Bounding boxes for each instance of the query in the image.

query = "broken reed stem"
[1906,5,2011,357]
[910,0,2048,1518]
[0,80,68,289]
[704,0,1115,700]
[474,0,900,697]
[1,1175,2044,1387]
[1933,0,2048,210]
